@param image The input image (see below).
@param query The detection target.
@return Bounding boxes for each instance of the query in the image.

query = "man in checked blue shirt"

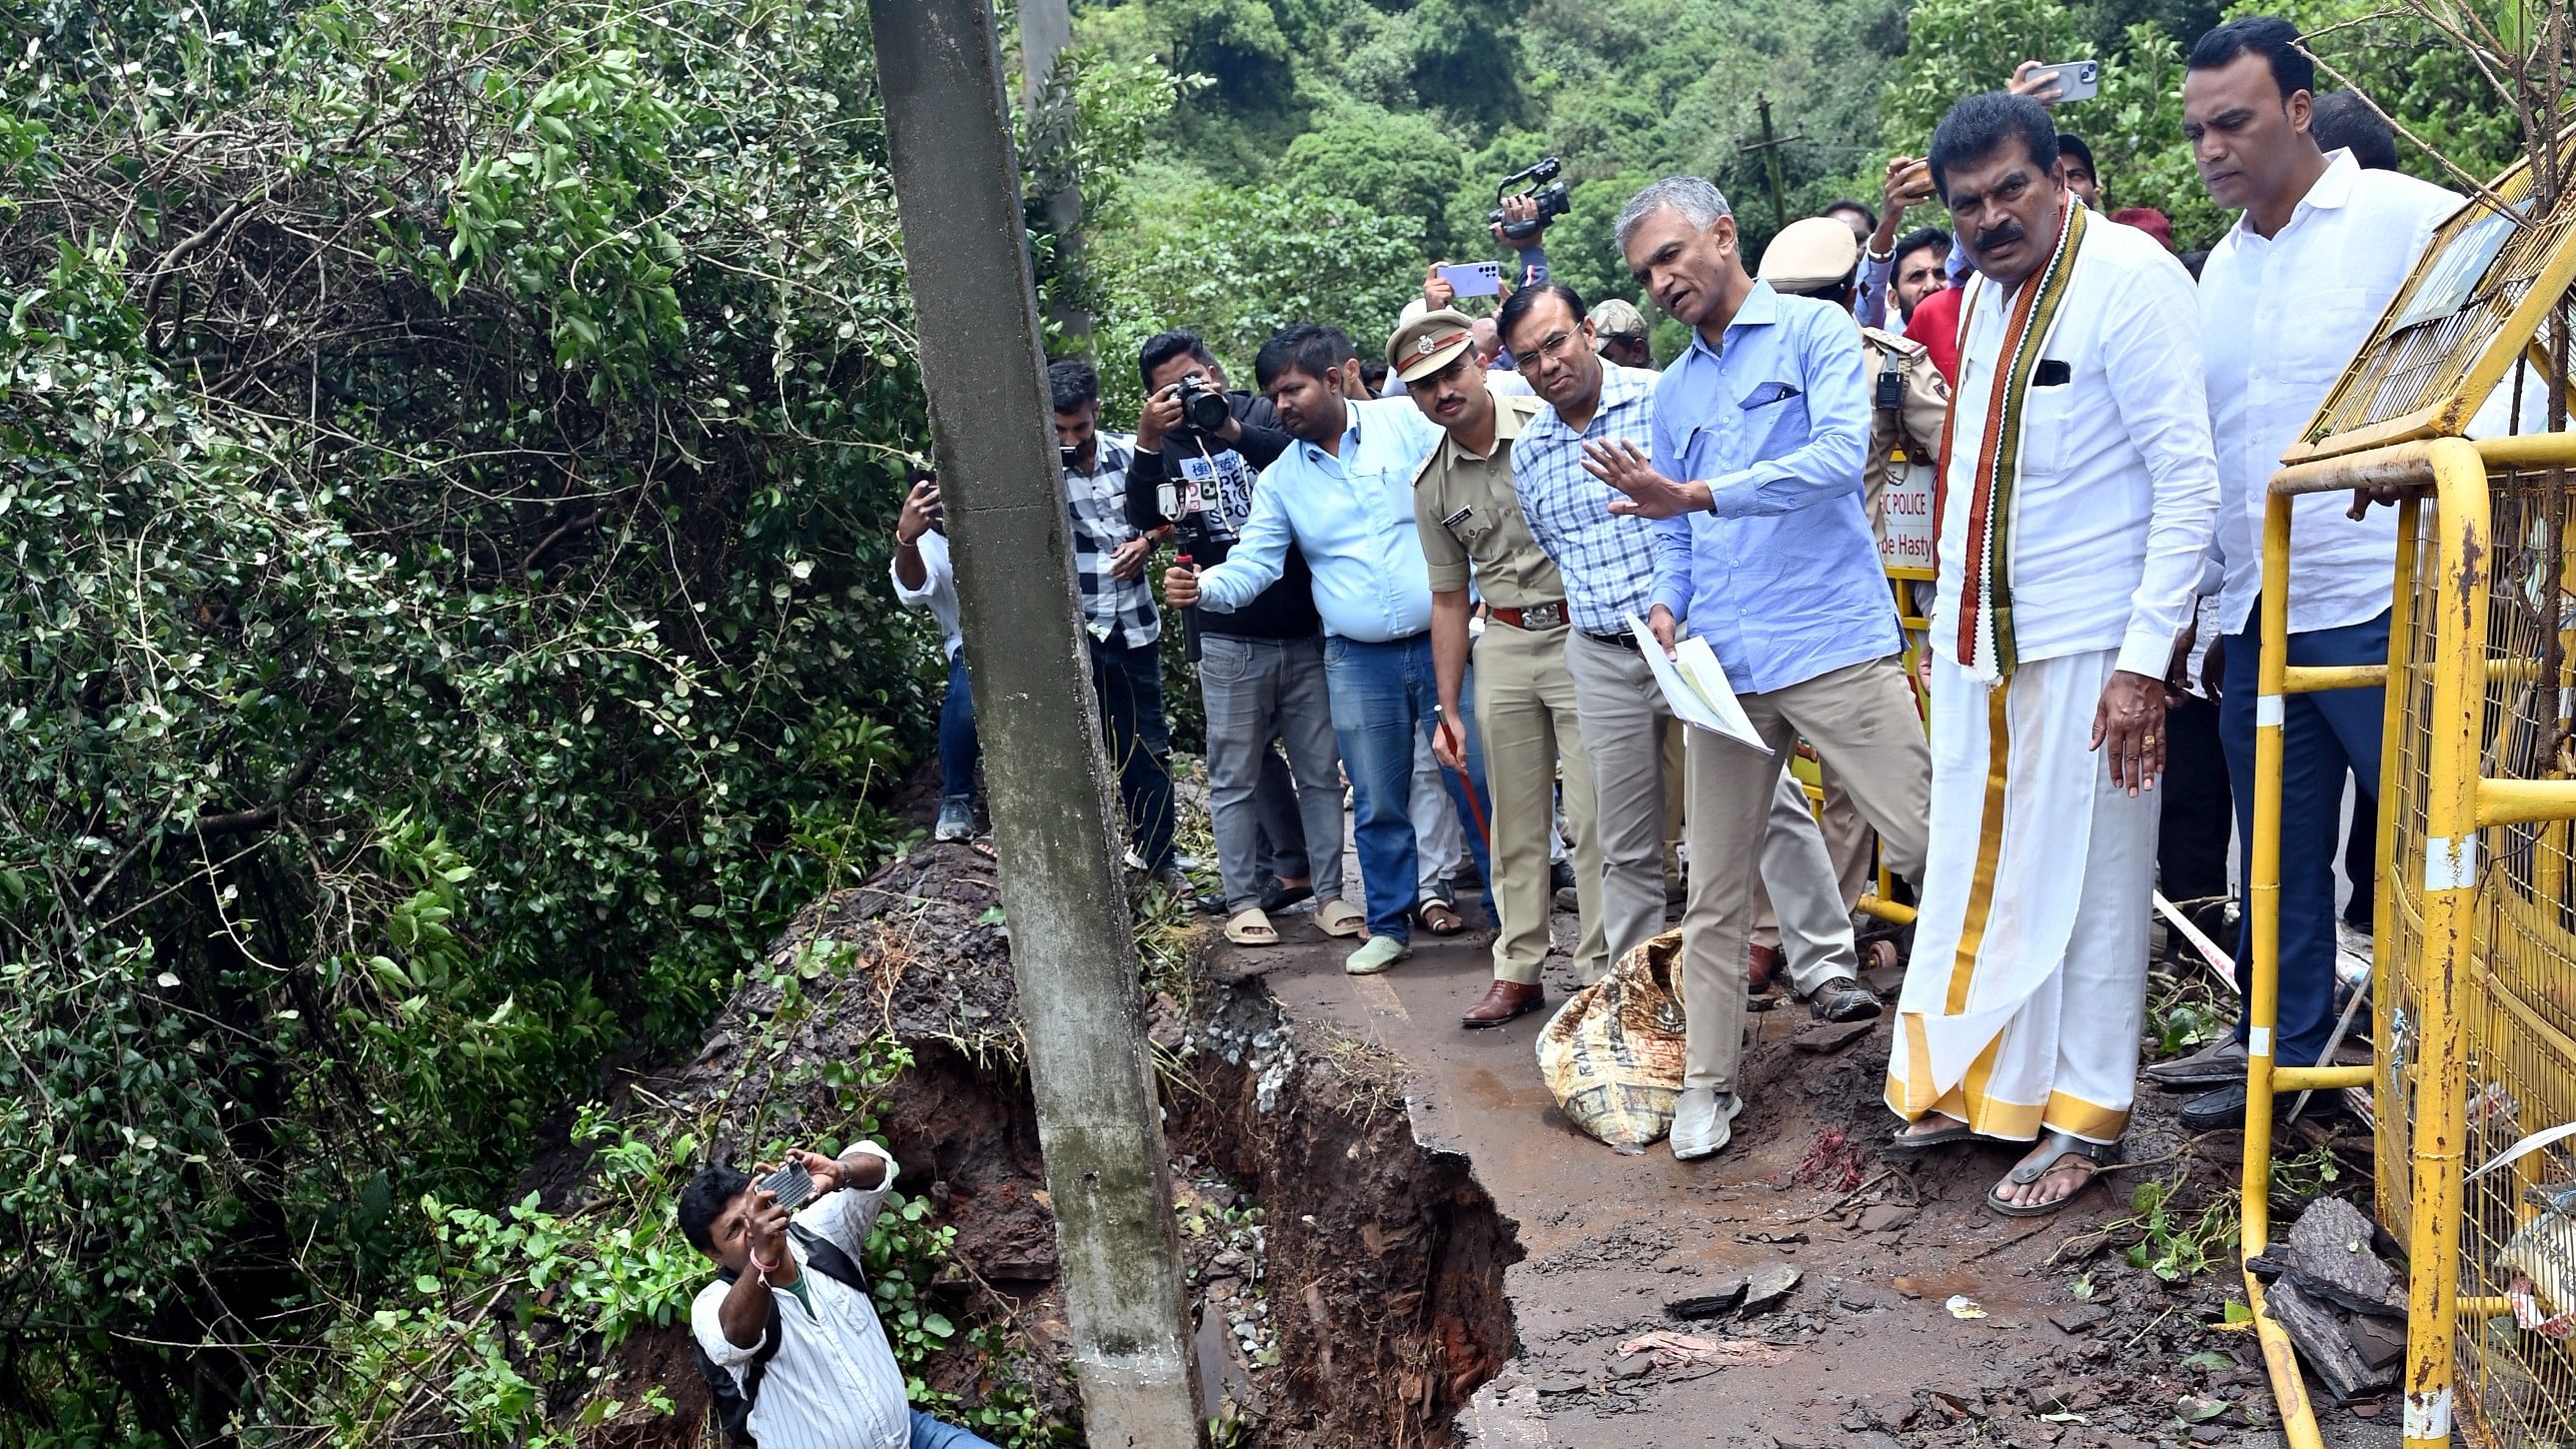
[1163,324,1497,977]
[1581,178,1933,1162]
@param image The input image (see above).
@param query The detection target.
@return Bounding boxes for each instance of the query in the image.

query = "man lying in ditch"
[679,1144,998,1448]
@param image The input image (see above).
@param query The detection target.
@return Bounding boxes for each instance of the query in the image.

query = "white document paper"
[1624,611,1771,754]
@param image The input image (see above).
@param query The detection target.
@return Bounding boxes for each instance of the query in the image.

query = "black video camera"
[1172,372,1231,435]
[1488,157,1571,243]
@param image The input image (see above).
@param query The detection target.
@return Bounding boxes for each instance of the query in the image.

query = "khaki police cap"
[1758,215,1863,294]
[1587,298,1649,349]
[1388,307,1480,385]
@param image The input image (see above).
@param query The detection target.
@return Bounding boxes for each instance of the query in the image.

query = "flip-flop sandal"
[1260,880,1315,913]
[1887,1116,1976,1150]
[1315,898,1366,938]
[1224,907,1279,946]
[1414,895,1465,935]
[1984,1130,2111,1218]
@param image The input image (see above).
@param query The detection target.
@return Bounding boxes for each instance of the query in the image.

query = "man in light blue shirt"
[1164,324,1495,976]
[1583,177,1932,1162]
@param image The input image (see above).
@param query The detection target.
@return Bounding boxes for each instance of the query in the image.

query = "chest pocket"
[2014,361,2079,478]
[1445,504,1504,557]
[1736,381,1811,460]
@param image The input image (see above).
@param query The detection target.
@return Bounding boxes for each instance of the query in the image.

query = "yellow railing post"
[2244,489,2293,1256]
[2402,437,2491,1448]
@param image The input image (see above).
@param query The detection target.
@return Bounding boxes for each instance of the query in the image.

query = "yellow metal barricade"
[2244,136,2576,1448]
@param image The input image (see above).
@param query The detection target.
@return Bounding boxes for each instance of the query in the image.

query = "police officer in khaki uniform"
[1759,216,1949,915]
[1393,308,1608,1025]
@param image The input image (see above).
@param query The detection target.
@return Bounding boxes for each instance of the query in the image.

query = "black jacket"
[1124,390,1320,641]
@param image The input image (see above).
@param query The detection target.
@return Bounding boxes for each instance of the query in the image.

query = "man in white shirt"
[2149,17,2465,1127]
[1882,92,2219,1215]
[681,1146,997,1448]
[890,473,978,842]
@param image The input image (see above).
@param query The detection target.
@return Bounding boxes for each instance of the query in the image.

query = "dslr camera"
[1487,156,1571,243]
[1171,372,1231,435]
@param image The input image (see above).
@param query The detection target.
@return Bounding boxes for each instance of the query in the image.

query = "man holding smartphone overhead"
[679,1144,997,1448]
[890,470,980,843]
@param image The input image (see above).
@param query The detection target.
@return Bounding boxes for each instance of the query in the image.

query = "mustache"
[1974,222,2025,252]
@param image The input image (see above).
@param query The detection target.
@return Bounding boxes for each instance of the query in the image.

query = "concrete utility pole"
[1018,0,1072,113]
[866,3,1201,1445]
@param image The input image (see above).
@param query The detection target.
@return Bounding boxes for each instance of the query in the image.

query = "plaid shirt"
[1511,363,1665,638]
[1064,433,1159,651]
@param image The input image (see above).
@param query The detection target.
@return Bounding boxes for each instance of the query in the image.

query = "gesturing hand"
[2090,669,2167,796]
[1584,439,1708,519]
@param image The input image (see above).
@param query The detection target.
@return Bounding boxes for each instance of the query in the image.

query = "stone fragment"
[2282,1195,2403,1316]
[2265,1277,2397,1400]
[1794,1018,1877,1053]
[1607,1353,1655,1380]
[1666,1277,1750,1319]
[2047,1303,2111,1335]
[1857,1204,1919,1233]
[1742,1263,1804,1314]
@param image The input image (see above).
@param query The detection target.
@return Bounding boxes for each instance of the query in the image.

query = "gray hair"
[1614,176,1733,252]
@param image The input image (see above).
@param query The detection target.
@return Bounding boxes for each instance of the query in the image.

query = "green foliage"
[1091,185,1424,415]
[1281,107,1468,256]
[0,0,955,1435]
[2124,1177,2241,1282]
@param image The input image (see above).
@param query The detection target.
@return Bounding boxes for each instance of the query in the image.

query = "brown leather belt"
[1489,601,1568,631]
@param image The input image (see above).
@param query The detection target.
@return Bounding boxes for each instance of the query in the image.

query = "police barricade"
[2244,137,2576,1449]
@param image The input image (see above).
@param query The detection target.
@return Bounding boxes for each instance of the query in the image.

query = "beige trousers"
[1818,767,1874,910]
[1681,656,1932,1092]
[1473,621,1606,983]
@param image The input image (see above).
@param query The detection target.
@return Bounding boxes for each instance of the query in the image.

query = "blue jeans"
[910,1409,999,1448]
[1090,636,1175,874]
[2220,609,2388,1067]
[1323,634,1494,941]
[938,650,980,800]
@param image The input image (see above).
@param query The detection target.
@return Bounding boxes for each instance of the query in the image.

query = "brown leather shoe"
[1460,979,1546,1028]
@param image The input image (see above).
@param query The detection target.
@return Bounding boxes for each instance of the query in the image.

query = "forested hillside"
[0,0,2523,1442]
[1068,0,2521,378]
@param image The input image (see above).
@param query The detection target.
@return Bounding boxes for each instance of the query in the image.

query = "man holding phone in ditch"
[679,1143,997,1447]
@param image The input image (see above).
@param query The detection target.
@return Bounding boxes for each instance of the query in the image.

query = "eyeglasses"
[1515,329,1588,373]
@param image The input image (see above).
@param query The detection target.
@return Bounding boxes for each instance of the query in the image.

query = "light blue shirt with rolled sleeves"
[1193,396,1445,643]
[1645,279,1899,696]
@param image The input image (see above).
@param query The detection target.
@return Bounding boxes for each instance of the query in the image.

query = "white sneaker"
[1670,1087,1744,1160]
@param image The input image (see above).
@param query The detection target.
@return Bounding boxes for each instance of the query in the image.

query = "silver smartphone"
[1436,261,1504,298]
[2038,59,2100,102]
[756,1159,814,1213]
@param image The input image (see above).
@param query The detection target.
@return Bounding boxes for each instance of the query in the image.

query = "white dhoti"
[1885,649,2158,1143]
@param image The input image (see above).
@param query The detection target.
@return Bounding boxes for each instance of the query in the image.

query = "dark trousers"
[2156,694,2232,903]
[2219,609,2389,1067]
[1090,636,1176,874]
[938,650,980,800]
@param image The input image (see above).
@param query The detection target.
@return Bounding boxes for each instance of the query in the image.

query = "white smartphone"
[2037,59,2101,102]
[1436,261,1504,298]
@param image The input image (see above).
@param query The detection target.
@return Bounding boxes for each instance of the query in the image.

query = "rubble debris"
[1793,1018,1876,1053]
[1855,1204,1917,1233]
[2047,1303,2110,1335]
[1664,1277,1750,1319]
[2281,1195,2402,1316]
[1742,1264,1804,1314]
[2264,1277,2397,1401]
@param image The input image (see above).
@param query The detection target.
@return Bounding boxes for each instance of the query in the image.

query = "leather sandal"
[1224,907,1279,946]
[1414,894,1465,935]
[1887,1115,1976,1151]
[1984,1131,2112,1217]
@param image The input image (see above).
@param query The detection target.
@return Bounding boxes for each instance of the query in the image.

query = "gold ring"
[2142,734,2156,745]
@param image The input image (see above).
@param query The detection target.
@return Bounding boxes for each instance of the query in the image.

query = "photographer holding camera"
[679,1143,997,1448]
[1126,332,1364,946]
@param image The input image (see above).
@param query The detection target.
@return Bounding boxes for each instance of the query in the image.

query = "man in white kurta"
[1884,92,2219,1213]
